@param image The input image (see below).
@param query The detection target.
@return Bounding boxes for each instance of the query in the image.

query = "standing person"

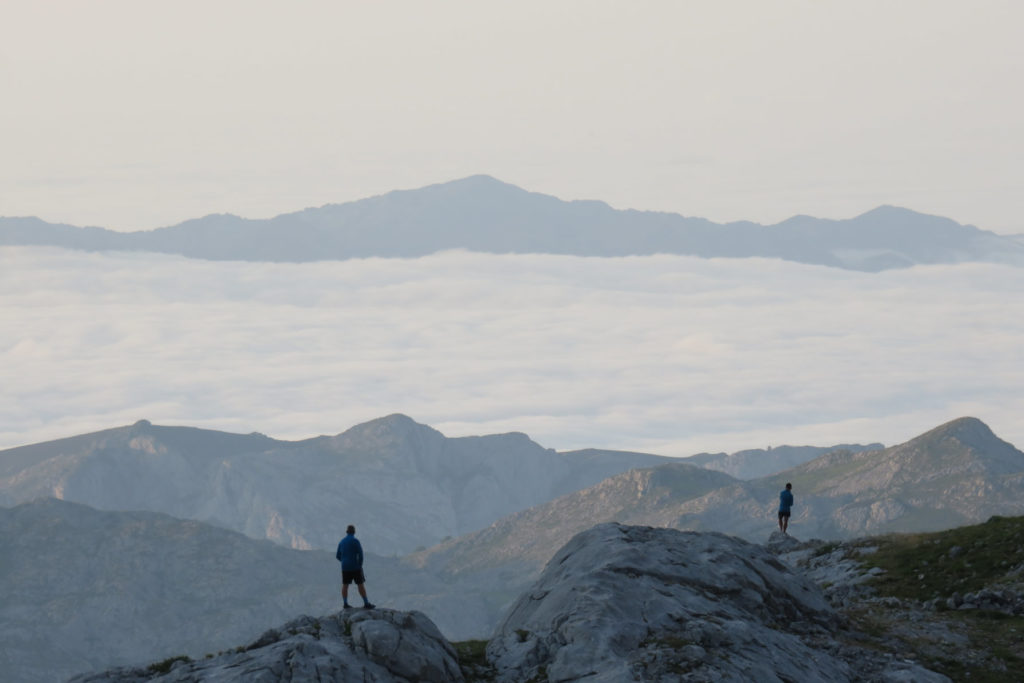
[336,524,375,609]
[778,483,794,534]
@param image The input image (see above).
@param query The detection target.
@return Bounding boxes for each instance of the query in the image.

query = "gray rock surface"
[70,610,463,683]
[488,523,847,682]
[486,524,954,682]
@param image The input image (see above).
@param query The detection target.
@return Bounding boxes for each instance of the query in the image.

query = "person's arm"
[356,539,364,567]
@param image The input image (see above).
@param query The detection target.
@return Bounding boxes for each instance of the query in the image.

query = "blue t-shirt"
[336,534,364,571]
[779,489,794,513]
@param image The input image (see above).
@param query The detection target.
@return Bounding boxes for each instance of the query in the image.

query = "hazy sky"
[2,247,1022,456]
[2,1,1022,233]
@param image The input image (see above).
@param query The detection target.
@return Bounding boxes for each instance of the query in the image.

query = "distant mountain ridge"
[685,442,883,479]
[3,175,1022,271]
[0,414,676,555]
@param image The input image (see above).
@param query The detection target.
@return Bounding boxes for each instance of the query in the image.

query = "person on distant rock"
[336,524,375,609]
[778,483,794,534]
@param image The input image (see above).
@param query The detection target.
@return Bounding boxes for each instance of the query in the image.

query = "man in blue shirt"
[336,524,375,609]
[778,483,794,534]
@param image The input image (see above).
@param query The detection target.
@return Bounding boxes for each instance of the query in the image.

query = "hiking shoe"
[343,604,353,609]
[363,603,376,609]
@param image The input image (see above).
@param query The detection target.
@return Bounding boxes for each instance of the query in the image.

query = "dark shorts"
[342,569,366,585]
[778,510,791,520]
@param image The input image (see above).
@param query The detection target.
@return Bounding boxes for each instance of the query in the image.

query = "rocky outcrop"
[488,523,835,681]
[487,523,950,682]
[70,610,463,683]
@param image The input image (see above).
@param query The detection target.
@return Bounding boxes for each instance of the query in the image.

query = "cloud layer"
[2,247,1022,456]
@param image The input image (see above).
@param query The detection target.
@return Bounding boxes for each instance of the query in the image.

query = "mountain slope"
[0,497,536,683]
[0,499,342,682]
[407,462,740,575]
[671,416,1024,540]
[764,416,1024,536]
[3,176,1021,271]
[0,414,674,555]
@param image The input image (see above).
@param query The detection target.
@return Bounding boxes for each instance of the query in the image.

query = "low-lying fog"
[2,246,1021,455]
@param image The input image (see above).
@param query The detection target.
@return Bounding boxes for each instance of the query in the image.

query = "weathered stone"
[69,610,464,683]
[488,523,850,682]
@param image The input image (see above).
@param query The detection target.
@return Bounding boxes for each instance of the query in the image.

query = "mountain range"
[0,414,676,556]
[409,417,1024,582]
[3,175,1022,271]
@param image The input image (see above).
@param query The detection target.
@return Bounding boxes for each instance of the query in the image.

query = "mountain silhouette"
[3,176,1021,271]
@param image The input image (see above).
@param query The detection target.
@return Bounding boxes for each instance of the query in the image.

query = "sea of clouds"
[1,246,1021,456]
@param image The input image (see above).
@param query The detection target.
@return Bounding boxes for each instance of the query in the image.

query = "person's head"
[346,524,356,535]
[785,483,792,490]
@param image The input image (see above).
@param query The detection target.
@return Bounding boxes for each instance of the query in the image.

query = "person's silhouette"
[336,524,375,609]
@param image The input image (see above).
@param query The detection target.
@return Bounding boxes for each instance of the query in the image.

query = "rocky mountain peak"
[334,413,438,442]
[895,416,1024,473]
[916,416,1002,448]
[329,414,446,464]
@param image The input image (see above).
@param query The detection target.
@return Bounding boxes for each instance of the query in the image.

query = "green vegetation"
[845,515,1024,681]
[812,541,842,557]
[454,639,489,668]
[928,613,1024,683]
[861,515,1024,601]
[454,639,495,682]
[147,655,191,674]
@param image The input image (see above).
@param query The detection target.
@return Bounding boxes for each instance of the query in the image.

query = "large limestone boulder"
[488,523,847,682]
[70,609,463,683]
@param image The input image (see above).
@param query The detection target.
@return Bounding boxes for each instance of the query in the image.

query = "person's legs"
[342,570,355,607]
[781,513,789,534]
[355,571,374,608]
[778,512,784,533]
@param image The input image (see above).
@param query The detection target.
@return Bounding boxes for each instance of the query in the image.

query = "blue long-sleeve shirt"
[336,533,363,571]
[779,489,794,513]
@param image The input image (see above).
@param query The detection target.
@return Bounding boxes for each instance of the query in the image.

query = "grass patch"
[916,612,1024,683]
[841,516,1024,681]
[147,655,191,675]
[454,639,495,682]
[454,639,489,667]
[860,515,1024,602]
[813,541,842,557]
